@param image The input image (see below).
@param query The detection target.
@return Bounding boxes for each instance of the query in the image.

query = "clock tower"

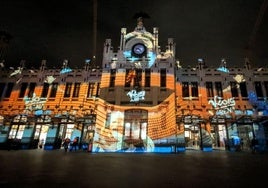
[95,15,177,152]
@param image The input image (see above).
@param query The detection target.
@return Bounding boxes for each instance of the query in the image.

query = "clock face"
[132,43,146,56]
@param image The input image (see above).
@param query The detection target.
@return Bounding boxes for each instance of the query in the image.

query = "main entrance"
[123,109,148,151]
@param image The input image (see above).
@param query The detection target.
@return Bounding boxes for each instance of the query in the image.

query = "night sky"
[1,0,268,69]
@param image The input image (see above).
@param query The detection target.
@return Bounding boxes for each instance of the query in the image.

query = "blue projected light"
[123,50,156,67]
[60,67,72,74]
[85,59,91,63]
[147,52,156,67]
[217,66,229,73]
[35,110,43,116]
[123,50,131,57]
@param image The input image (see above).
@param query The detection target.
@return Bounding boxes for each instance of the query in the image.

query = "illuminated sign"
[127,90,145,102]
[208,96,235,115]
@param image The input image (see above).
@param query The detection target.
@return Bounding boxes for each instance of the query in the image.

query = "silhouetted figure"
[70,137,78,151]
[251,138,258,153]
[62,138,70,152]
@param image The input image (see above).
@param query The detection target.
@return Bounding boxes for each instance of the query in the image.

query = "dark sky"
[1,0,268,69]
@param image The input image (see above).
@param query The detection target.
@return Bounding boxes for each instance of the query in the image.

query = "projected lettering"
[208,96,235,115]
[127,90,145,102]
[24,93,47,115]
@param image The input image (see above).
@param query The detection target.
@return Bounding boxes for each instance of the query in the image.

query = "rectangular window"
[182,82,189,98]
[28,82,36,98]
[160,68,166,87]
[87,83,94,97]
[264,81,268,97]
[254,81,263,98]
[96,83,100,97]
[0,83,6,99]
[239,82,248,98]
[105,113,111,128]
[19,83,28,98]
[73,83,80,98]
[109,69,116,87]
[230,82,239,97]
[206,82,214,97]
[41,83,50,98]
[49,83,58,98]
[134,69,142,88]
[145,68,151,87]
[125,69,133,87]
[215,82,223,97]
[191,82,198,97]
[5,83,14,98]
[64,82,72,98]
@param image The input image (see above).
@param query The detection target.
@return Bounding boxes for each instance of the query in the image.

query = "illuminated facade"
[0,18,268,153]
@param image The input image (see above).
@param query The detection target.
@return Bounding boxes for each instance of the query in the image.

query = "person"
[38,139,44,149]
[70,137,78,151]
[240,138,244,150]
[62,138,70,152]
[251,138,258,154]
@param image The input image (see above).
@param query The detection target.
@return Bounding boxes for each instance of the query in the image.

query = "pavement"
[0,149,267,188]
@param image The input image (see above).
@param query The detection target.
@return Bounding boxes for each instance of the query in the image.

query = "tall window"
[215,82,223,97]
[206,82,214,97]
[134,69,142,88]
[28,82,36,98]
[160,68,166,87]
[239,82,248,98]
[87,83,95,97]
[73,83,80,98]
[191,82,198,97]
[254,81,263,98]
[145,68,151,87]
[264,81,268,97]
[4,83,14,98]
[182,82,189,98]
[105,113,111,128]
[19,83,28,98]
[230,82,239,97]
[109,69,116,87]
[0,83,6,99]
[64,82,72,98]
[41,83,49,98]
[49,83,58,98]
[96,83,100,97]
[125,69,133,87]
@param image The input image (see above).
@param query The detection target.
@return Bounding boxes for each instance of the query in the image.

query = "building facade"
[0,18,267,152]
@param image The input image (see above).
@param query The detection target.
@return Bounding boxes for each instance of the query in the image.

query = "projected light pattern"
[92,92,177,153]
[44,76,56,84]
[127,90,145,102]
[123,50,156,68]
[248,91,268,115]
[23,93,47,115]
[60,67,72,74]
[9,67,23,77]
[208,96,235,116]
[217,66,229,73]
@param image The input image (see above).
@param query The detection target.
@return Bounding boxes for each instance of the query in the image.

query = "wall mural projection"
[208,96,235,116]
[23,93,48,116]
[1,14,267,153]
[127,90,145,102]
[91,90,177,153]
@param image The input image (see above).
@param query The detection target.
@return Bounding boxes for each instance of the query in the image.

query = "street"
[0,149,267,188]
